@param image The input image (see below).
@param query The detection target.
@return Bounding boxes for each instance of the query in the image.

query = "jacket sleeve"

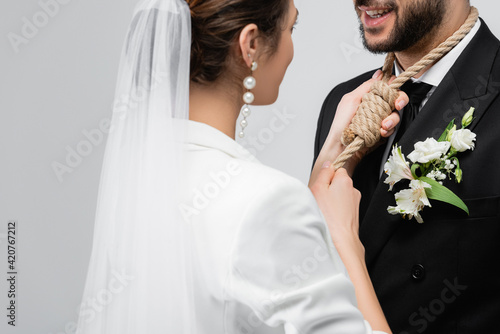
[227,176,388,334]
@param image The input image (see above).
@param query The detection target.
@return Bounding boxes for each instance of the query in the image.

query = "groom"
[314,0,500,333]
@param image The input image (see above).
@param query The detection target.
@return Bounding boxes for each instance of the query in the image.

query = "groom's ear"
[238,24,260,68]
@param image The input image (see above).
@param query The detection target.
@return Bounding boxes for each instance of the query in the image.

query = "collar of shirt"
[182,119,261,164]
[380,18,481,177]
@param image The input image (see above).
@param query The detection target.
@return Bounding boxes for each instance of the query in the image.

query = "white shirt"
[379,19,481,175]
[180,120,387,334]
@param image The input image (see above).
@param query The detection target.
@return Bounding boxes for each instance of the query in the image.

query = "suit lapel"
[359,19,500,266]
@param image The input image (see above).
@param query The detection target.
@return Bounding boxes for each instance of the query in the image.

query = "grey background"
[0,0,498,333]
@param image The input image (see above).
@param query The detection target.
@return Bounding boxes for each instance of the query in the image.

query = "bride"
[76,0,408,333]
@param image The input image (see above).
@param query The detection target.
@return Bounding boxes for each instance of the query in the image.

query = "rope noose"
[332,7,479,170]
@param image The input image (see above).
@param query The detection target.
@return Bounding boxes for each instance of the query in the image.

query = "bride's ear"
[238,24,260,68]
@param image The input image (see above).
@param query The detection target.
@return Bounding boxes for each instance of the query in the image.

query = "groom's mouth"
[358,6,394,29]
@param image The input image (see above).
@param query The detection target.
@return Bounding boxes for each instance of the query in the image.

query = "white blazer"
[179,120,387,334]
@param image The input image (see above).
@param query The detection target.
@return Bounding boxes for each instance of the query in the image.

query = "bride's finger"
[381,110,400,134]
[379,90,408,138]
[380,127,395,138]
[386,76,410,110]
[394,91,409,111]
[310,161,336,193]
[329,168,354,193]
[372,69,383,80]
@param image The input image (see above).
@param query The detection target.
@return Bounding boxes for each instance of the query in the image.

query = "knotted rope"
[333,7,479,170]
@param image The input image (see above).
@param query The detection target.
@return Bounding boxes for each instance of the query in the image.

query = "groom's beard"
[356,0,446,54]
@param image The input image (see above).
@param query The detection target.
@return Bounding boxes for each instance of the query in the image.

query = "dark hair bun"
[185,0,289,84]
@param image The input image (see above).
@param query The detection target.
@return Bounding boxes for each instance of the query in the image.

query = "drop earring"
[238,59,258,138]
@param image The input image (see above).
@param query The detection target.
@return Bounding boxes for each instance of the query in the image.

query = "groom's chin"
[359,25,398,54]
[363,41,392,55]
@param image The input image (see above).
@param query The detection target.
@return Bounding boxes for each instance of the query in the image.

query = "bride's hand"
[309,71,409,186]
[310,162,393,333]
[333,72,408,170]
[309,162,364,260]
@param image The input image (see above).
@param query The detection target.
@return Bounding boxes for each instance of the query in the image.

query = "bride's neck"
[189,81,242,139]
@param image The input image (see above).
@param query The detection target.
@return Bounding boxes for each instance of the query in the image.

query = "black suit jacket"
[314,19,500,334]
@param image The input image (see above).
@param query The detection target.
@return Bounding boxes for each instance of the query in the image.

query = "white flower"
[426,170,446,181]
[384,145,414,191]
[444,159,455,170]
[407,138,451,164]
[387,180,432,223]
[450,129,476,152]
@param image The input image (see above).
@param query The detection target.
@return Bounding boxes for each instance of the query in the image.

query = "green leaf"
[420,177,469,215]
[438,120,456,142]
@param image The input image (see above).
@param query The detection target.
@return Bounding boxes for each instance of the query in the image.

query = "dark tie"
[393,81,434,144]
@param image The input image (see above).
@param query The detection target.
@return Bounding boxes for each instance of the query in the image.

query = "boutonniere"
[384,108,477,223]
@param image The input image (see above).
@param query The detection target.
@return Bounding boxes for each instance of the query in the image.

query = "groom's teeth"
[366,9,391,18]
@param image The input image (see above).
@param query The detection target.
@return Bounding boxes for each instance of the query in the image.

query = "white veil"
[76,0,195,332]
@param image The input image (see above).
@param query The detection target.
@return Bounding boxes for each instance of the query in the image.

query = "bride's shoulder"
[239,157,304,185]
[236,159,317,208]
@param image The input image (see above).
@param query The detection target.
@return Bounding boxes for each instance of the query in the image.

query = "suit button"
[411,264,425,280]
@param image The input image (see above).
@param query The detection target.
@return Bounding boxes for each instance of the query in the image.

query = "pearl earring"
[239,60,258,138]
